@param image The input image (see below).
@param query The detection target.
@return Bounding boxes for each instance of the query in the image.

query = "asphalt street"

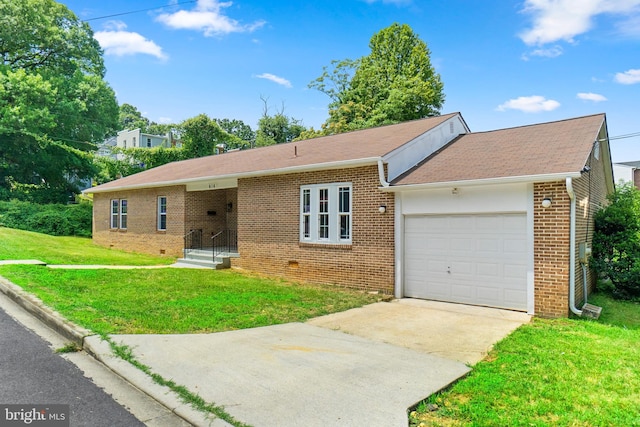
[0,306,144,427]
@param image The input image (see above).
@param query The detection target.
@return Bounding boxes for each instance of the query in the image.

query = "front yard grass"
[410,293,640,427]
[0,265,381,335]
[0,226,173,265]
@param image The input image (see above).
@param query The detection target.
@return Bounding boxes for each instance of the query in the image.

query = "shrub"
[0,200,92,237]
[591,184,640,300]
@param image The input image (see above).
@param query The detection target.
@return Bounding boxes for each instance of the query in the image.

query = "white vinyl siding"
[300,183,352,244]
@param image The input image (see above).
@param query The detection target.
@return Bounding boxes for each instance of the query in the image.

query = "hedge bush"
[0,200,92,237]
[591,184,640,300]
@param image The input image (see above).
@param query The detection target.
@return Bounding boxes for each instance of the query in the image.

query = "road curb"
[0,275,226,427]
[0,276,92,346]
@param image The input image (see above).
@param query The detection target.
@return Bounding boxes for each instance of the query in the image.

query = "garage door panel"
[504,264,527,279]
[503,214,527,230]
[476,286,501,303]
[451,283,474,300]
[476,262,500,278]
[504,238,527,254]
[404,213,528,311]
[504,289,527,307]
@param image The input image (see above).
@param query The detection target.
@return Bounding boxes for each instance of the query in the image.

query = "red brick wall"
[533,181,571,317]
[93,186,186,257]
[234,165,395,293]
[185,188,237,242]
[533,145,610,317]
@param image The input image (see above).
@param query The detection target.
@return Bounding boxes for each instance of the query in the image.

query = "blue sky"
[60,0,639,162]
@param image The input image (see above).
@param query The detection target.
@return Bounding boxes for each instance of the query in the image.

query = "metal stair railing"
[183,229,203,256]
[211,229,238,261]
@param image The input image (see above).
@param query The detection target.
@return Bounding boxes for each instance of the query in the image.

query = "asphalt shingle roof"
[392,113,606,186]
[88,113,458,193]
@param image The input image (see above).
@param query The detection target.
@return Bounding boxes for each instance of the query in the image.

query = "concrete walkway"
[100,300,529,427]
[105,323,469,427]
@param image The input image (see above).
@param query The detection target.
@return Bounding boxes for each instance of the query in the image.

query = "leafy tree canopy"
[255,98,306,147]
[181,114,241,158]
[0,0,118,203]
[214,118,255,149]
[119,103,151,132]
[310,23,444,135]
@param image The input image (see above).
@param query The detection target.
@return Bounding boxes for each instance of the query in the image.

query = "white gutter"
[566,176,582,316]
[85,157,382,194]
[379,171,582,192]
[377,159,390,187]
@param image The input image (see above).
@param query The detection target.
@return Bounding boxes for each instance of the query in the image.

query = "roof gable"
[392,113,607,187]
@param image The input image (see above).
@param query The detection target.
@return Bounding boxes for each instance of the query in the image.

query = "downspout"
[566,177,582,316]
[377,159,390,187]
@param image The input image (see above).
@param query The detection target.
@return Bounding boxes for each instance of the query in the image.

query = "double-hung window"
[110,199,127,230]
[110,200,119,229]
[119,199,128,229]
[157,196,167,231]
[300,183,352,244]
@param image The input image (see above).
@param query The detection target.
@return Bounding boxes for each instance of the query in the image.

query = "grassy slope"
[0,226,173,265]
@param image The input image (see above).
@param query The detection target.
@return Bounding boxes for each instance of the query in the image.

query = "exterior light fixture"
[541,198,552,208]
[378,205,387,214]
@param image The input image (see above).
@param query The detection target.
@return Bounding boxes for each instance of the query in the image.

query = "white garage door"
[404,213,528,311]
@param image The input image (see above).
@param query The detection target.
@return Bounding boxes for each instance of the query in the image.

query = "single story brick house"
[86,112,614,318]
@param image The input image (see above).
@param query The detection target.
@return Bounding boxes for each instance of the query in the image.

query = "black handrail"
[183,229,202,255]
[211,229,238,260]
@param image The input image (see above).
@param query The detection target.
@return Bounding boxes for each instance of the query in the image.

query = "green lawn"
[410,294,640,427]
[0,226,173,265]
[3,227,639,425]
[0,265,380,335]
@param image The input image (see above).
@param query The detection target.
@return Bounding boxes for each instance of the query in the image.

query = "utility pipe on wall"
[377,159,390,187]
[566,177,583,316]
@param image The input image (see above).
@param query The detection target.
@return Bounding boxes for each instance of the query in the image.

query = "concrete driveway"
[98,299,529,427]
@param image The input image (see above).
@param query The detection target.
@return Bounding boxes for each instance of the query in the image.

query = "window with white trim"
[157,196,167,231]
[119,199,128,229]
[110,199,127,230]
[300,183,352,244]
[110,199,119,229]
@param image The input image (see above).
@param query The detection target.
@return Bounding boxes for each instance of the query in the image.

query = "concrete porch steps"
[175,249,233,269]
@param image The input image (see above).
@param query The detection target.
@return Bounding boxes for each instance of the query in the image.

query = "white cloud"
[156,0,265,37]
[255,73,292,88]
[577,92,608,102]
[519,0,640,45]
[158,117,174,124]
[522,45,563,60]
[496,95,560,113]
[615,68,640,84]
[95,21,167,60]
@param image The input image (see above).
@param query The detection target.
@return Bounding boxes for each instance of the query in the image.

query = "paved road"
[0,306,144,427]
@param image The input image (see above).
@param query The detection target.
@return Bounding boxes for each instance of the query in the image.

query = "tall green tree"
[255,98,306,147]
[0,0,118,202]
[310,23,444,134]
[214,118,255,149]
[181,114,238,158]
[119,103,150,132]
